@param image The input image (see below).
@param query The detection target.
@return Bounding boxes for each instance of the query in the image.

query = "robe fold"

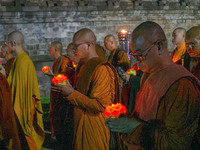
[123,64,200,149]
[67,57,121,150]
[4,57,15,78]
[8,50,44,150]
[108,48,130,72]
[0,73,21,150]
[170,42,191,70]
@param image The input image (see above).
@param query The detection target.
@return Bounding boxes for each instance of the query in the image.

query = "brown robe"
[4,57,15,78]
[0,73,21,150]
[50,56,75,149]
[123,64,200,149]
[67,57,121,150]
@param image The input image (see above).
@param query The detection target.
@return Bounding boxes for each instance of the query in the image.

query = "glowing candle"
[42,66,50,73]
[103,103,127,119]
[51,74,69,85]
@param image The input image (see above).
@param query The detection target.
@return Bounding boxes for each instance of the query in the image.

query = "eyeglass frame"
[72,42,90,50]
[129,40,163,62]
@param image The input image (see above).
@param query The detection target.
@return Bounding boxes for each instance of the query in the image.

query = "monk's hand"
[105,117,141,133]
[120,73,131,82]
[51,83,74,96]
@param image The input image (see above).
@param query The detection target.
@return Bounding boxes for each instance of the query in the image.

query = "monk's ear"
[158,42,163,55]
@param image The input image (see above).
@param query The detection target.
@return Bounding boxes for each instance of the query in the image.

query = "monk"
[185,26,200,80]
[48,41,74,149]
[6,31,45,150]
[171,27,191,70]
[106,21,200,149]
[104,34,130,72]
[0,44,15,77]
[52,28,121,150]
[0,69,21,150]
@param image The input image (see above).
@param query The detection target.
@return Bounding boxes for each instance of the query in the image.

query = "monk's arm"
[67,65,114,114]
[123,78,200,150]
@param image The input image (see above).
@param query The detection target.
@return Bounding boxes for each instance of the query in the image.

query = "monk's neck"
[15,48,23,55]
[151,59,173,74]
[176,41,184,49]
[54,53,61,60]
[82,53,98,63]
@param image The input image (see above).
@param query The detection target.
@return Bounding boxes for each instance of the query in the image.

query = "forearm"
[67,90,105,114]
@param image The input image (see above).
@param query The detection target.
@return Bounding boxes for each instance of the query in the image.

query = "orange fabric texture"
[67,57,120,150]
[171,42,186,64]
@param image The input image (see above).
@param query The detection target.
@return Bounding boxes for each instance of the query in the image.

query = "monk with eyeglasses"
[105,21,200,149]
[51,28,121,150]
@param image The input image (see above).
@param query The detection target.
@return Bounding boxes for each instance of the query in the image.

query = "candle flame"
[121,29,127,34]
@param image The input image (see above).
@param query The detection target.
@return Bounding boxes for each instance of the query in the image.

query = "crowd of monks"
[0,21,200,150]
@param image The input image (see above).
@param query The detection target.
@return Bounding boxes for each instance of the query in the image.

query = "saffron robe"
[0,73,21,150]
[67,57,121,150]
[50,56,74,149]
[108,48,130,72]
[191,63,200,80]
[4,57,15,78]
[8,50,44,150]
[170,42,191,70]
[123,64,200,149]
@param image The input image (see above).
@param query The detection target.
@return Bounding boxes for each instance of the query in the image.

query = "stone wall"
[0,0,199,97]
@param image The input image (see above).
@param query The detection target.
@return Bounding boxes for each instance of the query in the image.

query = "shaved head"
[132,21,166,46]
[173,27,186,36]
[8,31,24,45]
[51,41,63,54]
[73,28,96,44]
[104,34,116,43]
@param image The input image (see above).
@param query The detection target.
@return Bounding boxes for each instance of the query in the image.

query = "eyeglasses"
[129,40,160,62]
[72,42,90,50]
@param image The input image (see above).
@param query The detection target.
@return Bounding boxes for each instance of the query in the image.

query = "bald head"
[51,41,63,54]
[104,34,118,51]
[186,26,200,40]
[172,27,186,46]
[132,21,166,46]
[8,31,24,45]
[104,35,116,43]
[173,27,186,36]
[73,28,96,44]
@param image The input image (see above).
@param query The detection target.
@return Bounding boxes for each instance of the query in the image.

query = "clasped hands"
[119,72,131,82]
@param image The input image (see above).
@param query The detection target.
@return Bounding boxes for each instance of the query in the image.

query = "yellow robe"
[8,50,44,150]
[67,57,120,150]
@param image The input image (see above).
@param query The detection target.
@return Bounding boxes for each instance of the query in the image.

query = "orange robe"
[0,73,21,150]
[95,44,107,60]
[170,42,191,70]
[67,57,121,150]
[50,56,75,149]
[4,57,15,78]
